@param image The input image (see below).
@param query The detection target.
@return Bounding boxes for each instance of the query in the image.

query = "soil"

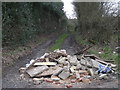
[2,34,119,88]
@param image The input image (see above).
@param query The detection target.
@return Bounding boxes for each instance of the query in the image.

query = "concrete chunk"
[58,70,70,79]
[76,71,80,79]
[99,74,107,79]
[51,75,60,81]
[70,66,76,73]
[88,69,94,76]
[76,61,82,69]
[26,66,49,77]
[58,57,66,64]
[34,62,57,66]
[68,55,78,65]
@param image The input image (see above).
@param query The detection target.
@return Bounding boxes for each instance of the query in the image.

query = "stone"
[19,67,26,74]
[20,74,26,80]
[51,75,60,81]
[34,62,57,66]
[58,70,70,79]
[26,66,49,77]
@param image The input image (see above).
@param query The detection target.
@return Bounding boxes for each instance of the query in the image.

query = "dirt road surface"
[2,35,119,88]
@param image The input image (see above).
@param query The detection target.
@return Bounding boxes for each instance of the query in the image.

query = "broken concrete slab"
[53,67,63,76]
[34,62,57,66]
[36,66,63,77]
[58,70,70,80]
[95,59,116,68]
[26,66,49,77]
[80,58,102,68]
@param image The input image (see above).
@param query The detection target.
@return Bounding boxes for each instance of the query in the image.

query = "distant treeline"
[2,2,67,46]
[74,2,118,44]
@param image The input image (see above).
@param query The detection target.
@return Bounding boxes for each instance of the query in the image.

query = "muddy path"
[2,35,58,88]
[2,34,118,88]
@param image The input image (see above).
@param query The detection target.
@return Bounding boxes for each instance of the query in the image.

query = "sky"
[61,0,77,19]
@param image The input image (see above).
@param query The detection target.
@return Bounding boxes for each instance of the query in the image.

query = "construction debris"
[19,49,117,86]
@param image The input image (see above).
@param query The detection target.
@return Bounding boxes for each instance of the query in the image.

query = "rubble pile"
[19,49,117,87]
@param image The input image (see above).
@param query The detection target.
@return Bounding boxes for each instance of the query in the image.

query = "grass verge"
[75,35,118,64]
[49,33,69,51]
[2,35,48,67]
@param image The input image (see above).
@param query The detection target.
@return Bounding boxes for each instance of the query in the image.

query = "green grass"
[88,46,118,64]
[75,35,91,45]
[49,33,69,51]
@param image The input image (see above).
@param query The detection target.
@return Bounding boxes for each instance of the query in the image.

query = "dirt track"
[2,35,119,88]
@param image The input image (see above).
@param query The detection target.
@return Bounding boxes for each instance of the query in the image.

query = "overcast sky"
[61,0,77,19]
